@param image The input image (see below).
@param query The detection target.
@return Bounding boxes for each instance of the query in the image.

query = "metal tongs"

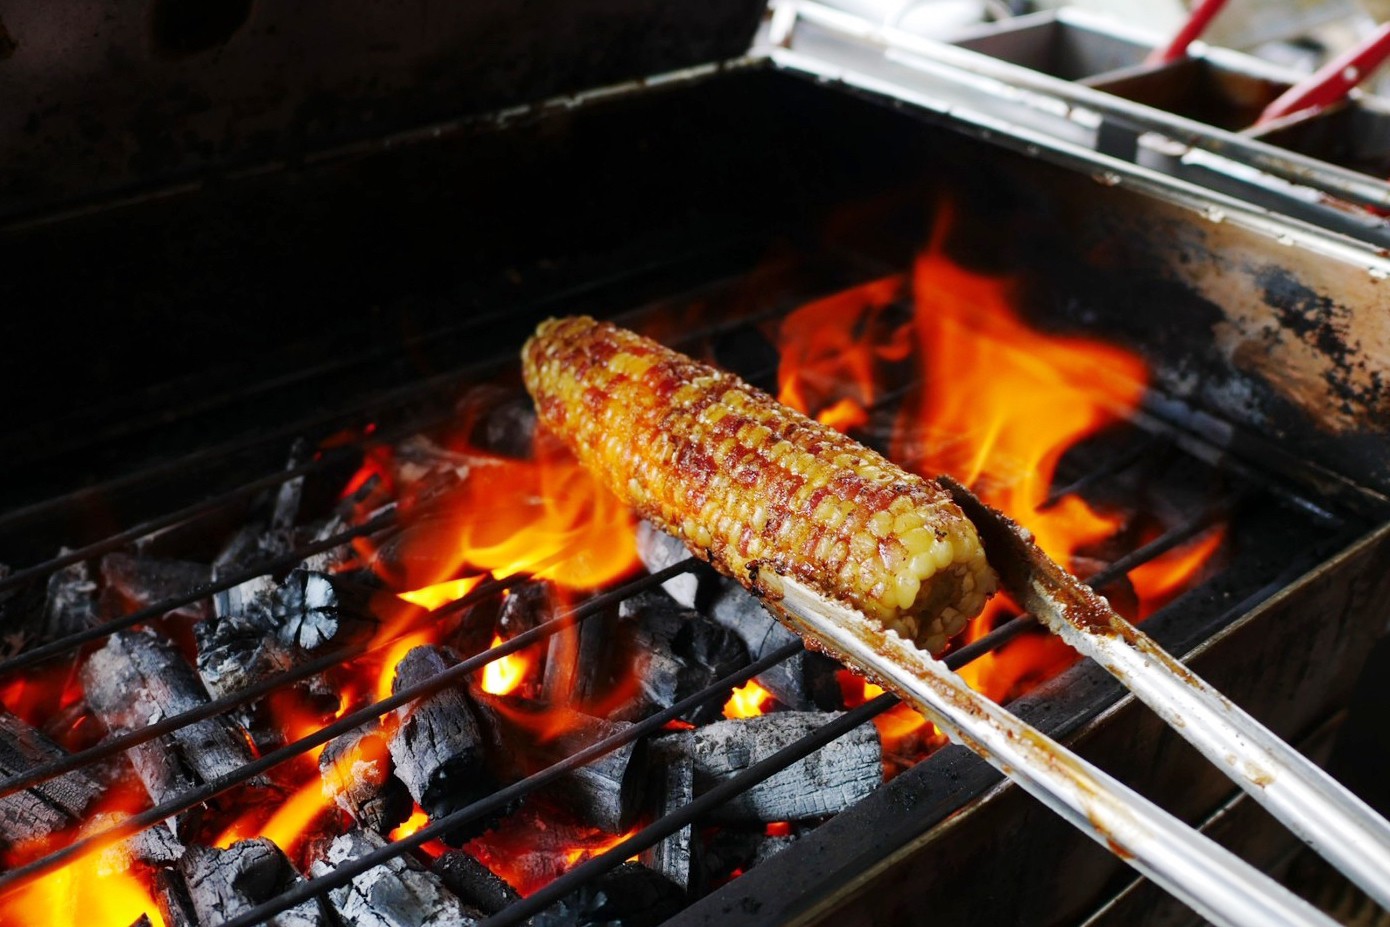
[755,479,1390,927]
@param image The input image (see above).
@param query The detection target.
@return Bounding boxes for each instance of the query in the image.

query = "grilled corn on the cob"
[522,316,996,654]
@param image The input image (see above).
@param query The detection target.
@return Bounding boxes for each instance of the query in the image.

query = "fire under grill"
[4,44,1390,927]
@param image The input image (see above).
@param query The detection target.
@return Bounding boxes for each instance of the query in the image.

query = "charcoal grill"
[4,3,1390,926]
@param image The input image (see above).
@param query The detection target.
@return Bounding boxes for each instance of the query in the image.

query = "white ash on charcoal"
[310,828,483,927]
[613,591,748,726]
[531,861,685,927]
[0,710,100,847]
[99,552,211,623]
[667,712,881,823]
[80,810,185,868]
[42,552,100,639]
[471,694,644,833]
[198,568,376,705]
[634,522,839,710]
[431,850,522,915]
[80,629,274,832]
[319,723,413,835]
[634,521,703,612]
[638,736,695,893]
[164,839,330,927]
[389,646,497,831]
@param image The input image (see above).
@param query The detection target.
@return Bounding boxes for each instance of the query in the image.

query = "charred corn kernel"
[522,316,998,653]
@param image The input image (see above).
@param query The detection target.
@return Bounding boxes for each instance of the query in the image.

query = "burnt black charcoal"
[212,523,297,577]
[638,737,695,892]
[615,591,748,726]
[320,723,413,835]
[542,604,619,708]
[80,629,271,826]
[532,861,684,927]
[389,646,496,826]
[672,712,881,822]
[99,552,211,622]
[699,826,802,888]
[634,521,836,710]
[497,581,555,638]
[472,694,644,833]
[311,829,483,927]
[297,515,360,574]
[707,577,840,711]
[154,868,200,927]
[274,569,376,651]
[431,850,522,915]
[0,710,100,846]
[180,839,330,927]
[271,438,311,533]
[458,384,538,458]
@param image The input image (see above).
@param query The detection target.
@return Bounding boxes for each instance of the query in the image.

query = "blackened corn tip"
[522,315,997,654]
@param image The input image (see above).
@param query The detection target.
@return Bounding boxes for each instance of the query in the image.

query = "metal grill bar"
[0,510,398,676]
[224,611,1035,927]
[482,696,896,927]
[186,497,1216,927]
[0,450,352,594]
[217,640,810,927]
[0,570,519,801]
[0,560,697,889]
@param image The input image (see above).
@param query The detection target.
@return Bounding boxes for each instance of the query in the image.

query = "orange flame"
[897,206,1148,563]
[380,442,640,595]
[397,575,487,611]
[0,841,166,927]
[1129,527,1227,619]
[777,276,912,433]
[480,635,533,697]
[781,204,1222,759]
[723,681,772,720]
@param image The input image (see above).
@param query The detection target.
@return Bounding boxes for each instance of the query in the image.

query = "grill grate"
[0,291,1355,927]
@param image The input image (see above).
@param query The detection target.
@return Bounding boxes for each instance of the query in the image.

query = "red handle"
[1256,22,1390,126]
[1146,0,1232,66]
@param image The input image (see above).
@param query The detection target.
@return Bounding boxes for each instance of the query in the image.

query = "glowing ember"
[390,808,431,842]
[480,634,533,696]
[464,806,640,897]
[723,681,772,720]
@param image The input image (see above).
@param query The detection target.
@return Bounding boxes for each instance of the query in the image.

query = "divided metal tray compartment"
[772,2,1390,242]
